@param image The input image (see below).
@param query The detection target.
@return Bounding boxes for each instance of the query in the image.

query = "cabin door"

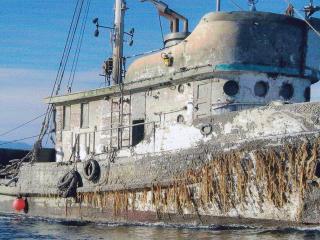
[194,80,212,119]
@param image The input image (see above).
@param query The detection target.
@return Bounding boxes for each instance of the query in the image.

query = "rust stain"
[77,138,320,218]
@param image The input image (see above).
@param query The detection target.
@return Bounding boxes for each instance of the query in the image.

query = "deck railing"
[71,121,157,160]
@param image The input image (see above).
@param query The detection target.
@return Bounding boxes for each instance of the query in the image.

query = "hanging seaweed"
[77,138,320,220]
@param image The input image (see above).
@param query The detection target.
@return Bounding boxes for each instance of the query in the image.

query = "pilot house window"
[63,106,71,130]
[81,103,89,128]
[254,81,269,97]
[304,87,311,102]
[280,83,294,100]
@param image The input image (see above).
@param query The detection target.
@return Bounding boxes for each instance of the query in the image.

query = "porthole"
[254,81,269,97]
[178,84,184,94]
[200,123,213,136]
[177,115,184,123]
[304,87,311,102]
[280,83,294,100]
[223,80,239,96]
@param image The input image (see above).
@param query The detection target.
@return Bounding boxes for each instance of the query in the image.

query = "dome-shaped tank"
[126,11,311,82]
[126,11,319,114]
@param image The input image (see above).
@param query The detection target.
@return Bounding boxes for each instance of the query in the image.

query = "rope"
[41,0,87,148]
[158,13,165,47]
[284,0,320,38]
[229,0,244,11]
[67,0,91,93]
[36,0,84,150]
[68,134,80,162]
[0,134,48,148]
[55,0,85,96]
[68,0,91,92]
[0,0,85,178]
[47,0,81,102]
[0,113,45,138]
[38,0,85,142]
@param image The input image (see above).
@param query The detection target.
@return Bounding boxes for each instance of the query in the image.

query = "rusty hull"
[1,131,320,226]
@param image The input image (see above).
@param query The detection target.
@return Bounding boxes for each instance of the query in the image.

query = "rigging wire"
[0,113,46,138]
[1,0,86,176]
[47,0,81,102]
[55,0,85,95]
[284,0,320,38]
[3,0,86,167]
[43,0,88,146]
[229,0,244,11]
[0,134,48,148]
[38,0,85,141]
[67,0,91,93]
[39,0,84,143]
[158,14,165,47]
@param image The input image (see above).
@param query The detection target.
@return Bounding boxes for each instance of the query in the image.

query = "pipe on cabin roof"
[141,0,189,33]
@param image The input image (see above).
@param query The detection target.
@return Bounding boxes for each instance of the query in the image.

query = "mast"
[216,0,221,12]
[112,0,126,85]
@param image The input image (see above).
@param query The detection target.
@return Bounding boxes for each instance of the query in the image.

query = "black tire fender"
[83,159,100,181]
[57,170,75,190]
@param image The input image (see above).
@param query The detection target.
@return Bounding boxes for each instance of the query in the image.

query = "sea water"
[1,213,320,240]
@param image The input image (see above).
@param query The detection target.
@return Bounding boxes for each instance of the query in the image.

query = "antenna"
[112,0,126,85]
[92,0,135,85]
[303,0,320,18]
[248,0,258,11]
[216,0,221,12]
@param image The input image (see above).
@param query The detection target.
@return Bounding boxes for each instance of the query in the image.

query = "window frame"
[63,105,71,130]
[80,103,89,129]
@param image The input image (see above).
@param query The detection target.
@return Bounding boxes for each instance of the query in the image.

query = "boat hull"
[1,131,320,227]
[0,194,304,229]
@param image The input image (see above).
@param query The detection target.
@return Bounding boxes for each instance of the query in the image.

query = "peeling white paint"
[134,124,204,154]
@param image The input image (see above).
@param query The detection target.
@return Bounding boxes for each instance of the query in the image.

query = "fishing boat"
[1,0,320,227]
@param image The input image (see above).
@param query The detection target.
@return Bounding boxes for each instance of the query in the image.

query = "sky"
[0,0,320,147]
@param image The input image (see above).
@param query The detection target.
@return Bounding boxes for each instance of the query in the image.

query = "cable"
[0,113,45,138]
[56,0,85,96]
[229,0,244,11]
[39,0,85,142]
[46,0,82,105]
[67,0,88,91]
[284,0,320,38]
[40,0,84,140]
[67,0,91,92]
[0,1,85,176]
[158,13,165,47]
[0,134,46,148]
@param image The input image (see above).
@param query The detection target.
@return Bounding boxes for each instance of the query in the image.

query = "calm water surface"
[1,213,320,240]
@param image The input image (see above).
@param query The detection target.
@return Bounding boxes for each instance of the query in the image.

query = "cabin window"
[304,87,311,102]
[53,107,57,131]
[254,81,269,97]
[177,114,185,123]
[132,120,144,146]
[223,80,239,96]
[280,83,294,100]
[178,84,185,94]
[81,103,89,128]
[63,105,71,130]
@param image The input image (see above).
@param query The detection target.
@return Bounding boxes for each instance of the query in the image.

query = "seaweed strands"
[255,140,319,208]
[77,138,320,218]
[77,191,131,216]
